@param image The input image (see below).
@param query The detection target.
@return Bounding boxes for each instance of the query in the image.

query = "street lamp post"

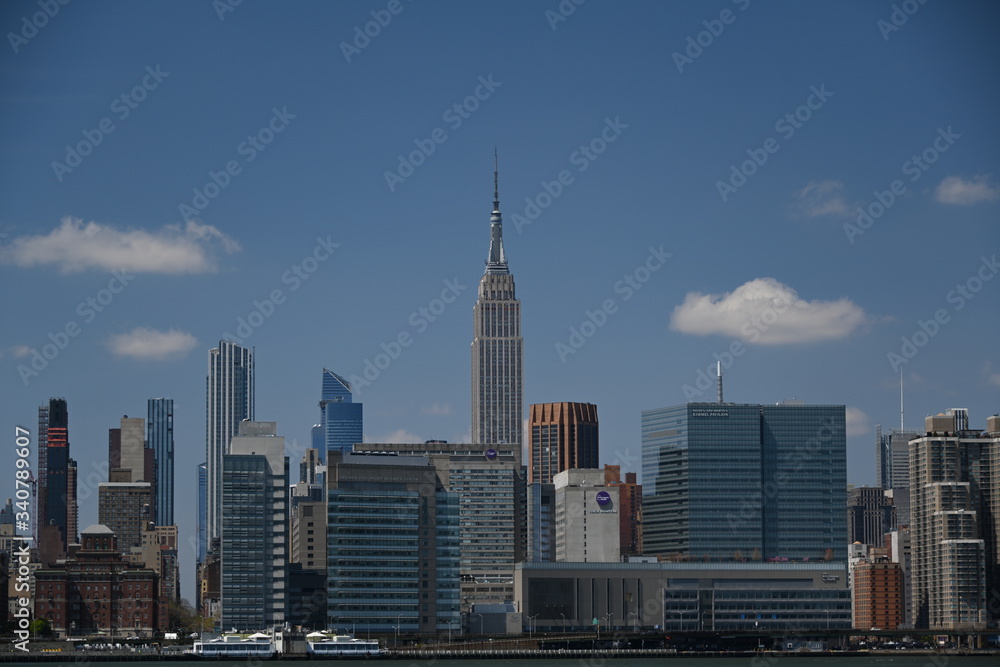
[629,611,638,633]
[560,612,566,631]
[527,614,537,641]
[476,613,484,636]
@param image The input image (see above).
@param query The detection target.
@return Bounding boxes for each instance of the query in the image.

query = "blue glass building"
[320,369,362,453]
[147,398,174,526]
[327,453,461,634]
[642,402,847,562]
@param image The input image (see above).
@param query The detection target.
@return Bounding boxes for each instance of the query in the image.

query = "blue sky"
[1,0,998,602]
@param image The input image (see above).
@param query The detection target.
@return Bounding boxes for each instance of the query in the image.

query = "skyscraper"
[908,412,997,629]
[319,369,362,454]
[528,402,599,484]
[642,401,847,562]
[41,398,76,557]
[471,156,523,447]
[221,421,288,631]
[205,341,254,546]
[147,398,174,526]
[876,425,919,526]
[327,451,460,634]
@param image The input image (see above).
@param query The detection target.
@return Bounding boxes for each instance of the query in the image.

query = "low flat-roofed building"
[515,561,851,633]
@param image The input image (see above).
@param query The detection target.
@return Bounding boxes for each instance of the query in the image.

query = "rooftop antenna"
[717,361,724,404]
[900,369,904,431]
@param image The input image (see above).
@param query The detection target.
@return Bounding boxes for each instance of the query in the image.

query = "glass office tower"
[642,402,847,562]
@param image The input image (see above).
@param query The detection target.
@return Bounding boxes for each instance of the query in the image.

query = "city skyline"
[1,2,997,605]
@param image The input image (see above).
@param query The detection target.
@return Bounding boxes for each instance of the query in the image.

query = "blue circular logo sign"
[596,491,611,506]
[485,448,497,460]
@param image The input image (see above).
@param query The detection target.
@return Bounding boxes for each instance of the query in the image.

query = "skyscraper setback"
[319,368,362,453]
[205,341,254,548]
[471,157,523,447]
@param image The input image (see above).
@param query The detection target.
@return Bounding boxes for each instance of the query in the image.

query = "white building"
[554,469,620,563]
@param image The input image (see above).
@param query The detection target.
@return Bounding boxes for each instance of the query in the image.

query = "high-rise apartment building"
[528,402,599,484]
[221,421,288,631]
[908,412,998,629]
[319,369,362,453]
[642,401,847,562]
[147,398,174,526]
[471,159,523,448]
[327,452,461,634]
[206,341,254,546]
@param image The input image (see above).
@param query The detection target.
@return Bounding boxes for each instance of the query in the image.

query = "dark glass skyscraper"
[43,398,73,551]
[319,369,362,454]
[147,398,174,526]
[642,402,847,562]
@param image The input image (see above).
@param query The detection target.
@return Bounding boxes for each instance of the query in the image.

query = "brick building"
[33,525,165,637]
[852,557,904,630]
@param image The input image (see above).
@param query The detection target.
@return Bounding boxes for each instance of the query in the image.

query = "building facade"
[528,402,599,484]
[848,486,896,547]
[471,160,523,448]
[852,557,904,630]
[327,452,461,635]
[606,465,643,556]
[319,369,362,454]
[527,482,555,562]
[876,425,919,526]
[553,468,620,563]
[97,480,152,555]
[206,340,255,547]
[147,398,174,526]
[41,398,76,559]
[908,412,997,629]
[515,561,851,632]
[642,402,847,562]
[351,442,521,618]
[220,421,288,631]
[34,525,165,637]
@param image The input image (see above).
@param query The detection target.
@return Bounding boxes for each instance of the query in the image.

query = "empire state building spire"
[472,152,522,450]
[486,150,508,275]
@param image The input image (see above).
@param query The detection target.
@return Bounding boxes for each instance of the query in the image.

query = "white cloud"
[934,175,1000,205]
[788,180,851,218]
[845,406,870,437]
[380,429,422,444]
[669,277,868,344]
[988,374,1000,388]
[1,345,32,359]
[108,327,198,361]
[0,217,240,274]
[422,403,452,416]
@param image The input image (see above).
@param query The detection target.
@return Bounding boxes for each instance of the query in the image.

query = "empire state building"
[471,156,523,448]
